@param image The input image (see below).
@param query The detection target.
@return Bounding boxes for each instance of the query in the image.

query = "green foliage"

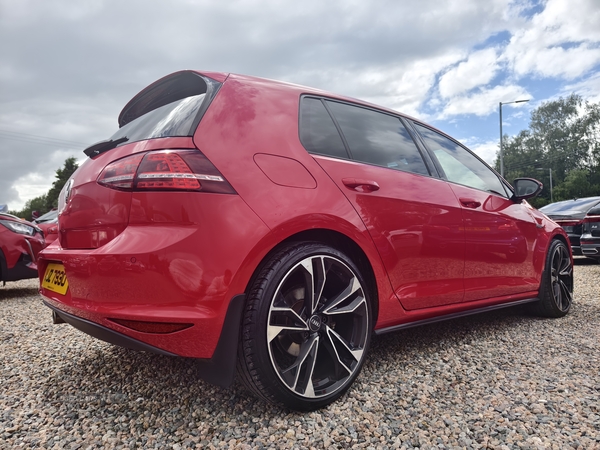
[46,157,79,211]
[496,94,600,204]
[8,194,48,221]
[552,169,600,200]
[8,157,79,220]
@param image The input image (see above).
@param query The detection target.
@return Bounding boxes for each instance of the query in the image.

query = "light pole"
[536,168,553,202]
[499,99,530,178]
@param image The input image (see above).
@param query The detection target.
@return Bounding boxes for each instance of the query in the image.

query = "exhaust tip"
[52,310,66,324]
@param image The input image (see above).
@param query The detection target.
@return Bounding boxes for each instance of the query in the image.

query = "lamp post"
[536,168,553,202]
[499,99,530,178]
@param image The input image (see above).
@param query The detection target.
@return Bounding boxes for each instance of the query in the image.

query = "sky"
[1,0,600,211]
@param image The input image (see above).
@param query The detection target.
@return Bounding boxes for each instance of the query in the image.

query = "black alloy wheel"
[534,239,574,318]
[238,242,372,410]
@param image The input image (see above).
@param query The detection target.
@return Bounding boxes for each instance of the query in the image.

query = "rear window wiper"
[83,137,129,157]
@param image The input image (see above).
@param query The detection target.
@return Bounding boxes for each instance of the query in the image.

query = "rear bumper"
[38,193,270,360]
[44,300,177,355]
[581,235,600,259]
[38,225,251,359]
[43,294,245,387]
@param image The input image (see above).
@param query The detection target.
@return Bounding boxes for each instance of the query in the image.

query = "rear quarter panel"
[193,74,404,327]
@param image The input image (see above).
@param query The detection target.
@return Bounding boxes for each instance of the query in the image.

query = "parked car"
[539,196,600,260]
[39,71,573,410]
[0,213,46,284]
[33,209,58,224]
[37,220,59,246]
[579,202,600,261]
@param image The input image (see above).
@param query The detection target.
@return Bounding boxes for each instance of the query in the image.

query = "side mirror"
[512,178,543,201]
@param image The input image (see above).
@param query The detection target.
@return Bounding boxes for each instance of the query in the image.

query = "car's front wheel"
[237,242,372,410]
[533,239,574,318]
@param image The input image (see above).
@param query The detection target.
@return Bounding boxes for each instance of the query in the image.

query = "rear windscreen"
[540,198,600,215]
[110,94,206,143]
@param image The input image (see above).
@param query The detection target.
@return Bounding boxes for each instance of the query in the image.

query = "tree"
[9,194,48,221]
[496,94,600,205]
[8,157,79,220]
[552,169,600,200]
[45,157,79,211]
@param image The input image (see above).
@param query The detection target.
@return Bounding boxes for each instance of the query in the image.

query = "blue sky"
[1,0,599,211]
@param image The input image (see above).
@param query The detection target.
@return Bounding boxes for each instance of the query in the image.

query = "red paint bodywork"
[39,71,570,360]
[1,216,46,282]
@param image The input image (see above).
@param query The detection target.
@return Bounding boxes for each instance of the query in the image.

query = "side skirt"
[374,297,539,336]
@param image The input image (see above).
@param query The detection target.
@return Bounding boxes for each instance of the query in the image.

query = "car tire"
[533,239,573,318]
[237,242,372,411]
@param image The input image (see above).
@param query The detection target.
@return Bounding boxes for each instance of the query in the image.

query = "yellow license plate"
[42,263,69,295]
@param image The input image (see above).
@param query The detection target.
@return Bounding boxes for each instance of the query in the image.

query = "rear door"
[300,97,466,310]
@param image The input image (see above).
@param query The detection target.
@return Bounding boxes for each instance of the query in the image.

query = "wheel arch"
[248,228,380,324]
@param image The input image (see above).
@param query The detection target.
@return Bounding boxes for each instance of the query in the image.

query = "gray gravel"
[1,259,599,449]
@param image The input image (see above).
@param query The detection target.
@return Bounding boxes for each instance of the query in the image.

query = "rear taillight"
[98,150,235,194]
[555,220,581,227]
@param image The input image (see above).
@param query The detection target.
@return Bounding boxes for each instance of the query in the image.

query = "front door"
[413,122,540,301]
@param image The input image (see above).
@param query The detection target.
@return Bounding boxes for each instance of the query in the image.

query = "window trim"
[298,96,352,161]
[299,95,435,178]
[409,120,511,199]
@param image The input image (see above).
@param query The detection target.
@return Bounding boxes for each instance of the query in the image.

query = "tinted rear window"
[299,98,349,159]
[110,94,206,143]
[540,198,600,214]
[325,101,429,175]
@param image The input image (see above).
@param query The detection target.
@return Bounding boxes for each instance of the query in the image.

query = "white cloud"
[505,0,600,79]
[439,84,531,118]
[351,52,465,118]
[563,72,600,104]
[465,140,499,165]
[0,0,599,210]
[439,48,501,99]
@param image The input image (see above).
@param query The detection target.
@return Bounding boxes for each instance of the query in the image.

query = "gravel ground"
[1,259,599,449]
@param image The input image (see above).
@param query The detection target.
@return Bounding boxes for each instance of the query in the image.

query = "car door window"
[325,101,430,176]
[299,97,349,159]
[414,123,507,196]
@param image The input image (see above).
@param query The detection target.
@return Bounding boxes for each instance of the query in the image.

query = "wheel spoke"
[324,294,366,316]
[322,276,362,314]
[267,307,308,343]
[557,279,573,308]
[558,254,572,277]
[299,257,326,315]
[279,334,319,395]
[322,325,363,375]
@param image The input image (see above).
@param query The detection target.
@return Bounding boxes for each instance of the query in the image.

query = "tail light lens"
[98,150,235,194]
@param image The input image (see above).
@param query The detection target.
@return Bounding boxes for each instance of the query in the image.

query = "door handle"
[342,178,380,192]
[459,198,481,208]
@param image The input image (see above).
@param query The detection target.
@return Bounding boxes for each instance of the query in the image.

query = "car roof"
[120,70,427,132]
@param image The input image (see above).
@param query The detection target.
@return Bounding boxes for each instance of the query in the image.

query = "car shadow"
[574,256,599,266]
[367,303,532,366]
[39,303,535,422]
[0,284,39,301]
[40,340,276,419]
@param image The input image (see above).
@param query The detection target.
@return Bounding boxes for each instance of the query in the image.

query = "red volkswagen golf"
[39,71,573,410]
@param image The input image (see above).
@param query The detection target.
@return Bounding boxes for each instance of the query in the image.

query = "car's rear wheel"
[533,239,573,317]
[237,242,372,410]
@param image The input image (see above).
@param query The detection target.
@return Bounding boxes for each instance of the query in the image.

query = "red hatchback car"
[1,213,45,283]
[39,71,573,410]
